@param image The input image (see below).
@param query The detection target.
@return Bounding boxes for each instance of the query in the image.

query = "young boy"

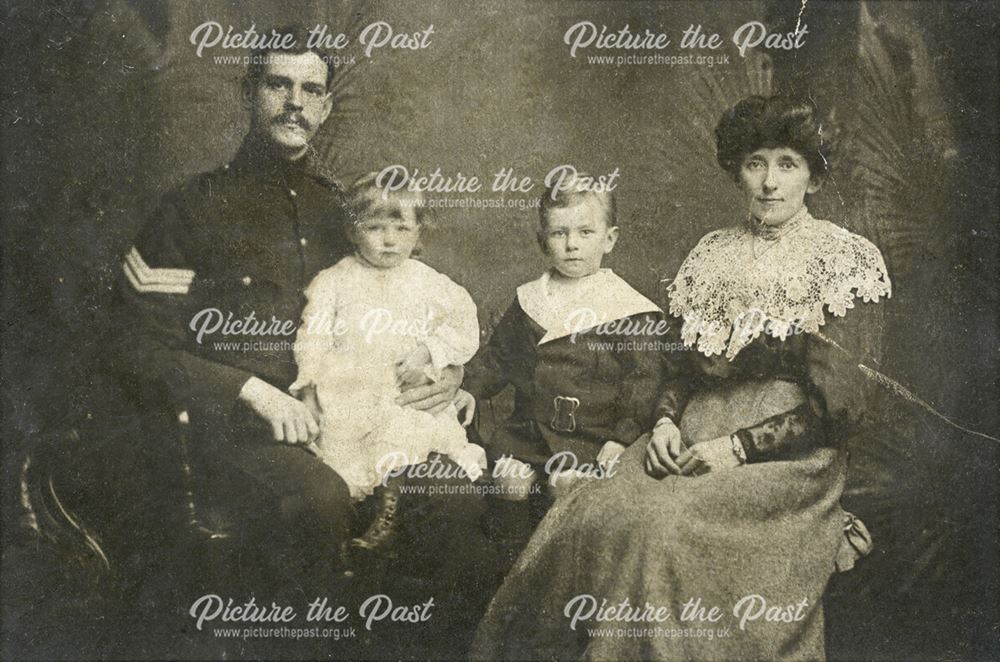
[457,173,669,558]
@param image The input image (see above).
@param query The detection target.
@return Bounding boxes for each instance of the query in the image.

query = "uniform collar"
[229,135,311,187]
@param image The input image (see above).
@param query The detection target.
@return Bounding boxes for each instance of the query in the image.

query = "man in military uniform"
[109,32,462,602]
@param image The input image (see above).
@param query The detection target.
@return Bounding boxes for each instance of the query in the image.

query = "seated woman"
[471,95,891,661]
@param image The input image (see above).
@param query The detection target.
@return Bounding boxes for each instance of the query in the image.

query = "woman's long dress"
[472,211,890,661]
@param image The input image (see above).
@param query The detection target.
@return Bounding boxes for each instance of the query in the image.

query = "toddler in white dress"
[290,172,486,501]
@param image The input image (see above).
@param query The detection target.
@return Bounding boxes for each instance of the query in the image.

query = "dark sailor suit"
[464,269,680,469]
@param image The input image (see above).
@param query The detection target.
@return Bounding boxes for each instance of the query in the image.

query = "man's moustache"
[274,114,310,131]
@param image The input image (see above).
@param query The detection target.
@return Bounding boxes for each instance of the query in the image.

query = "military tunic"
[114,139,352,416]
[109,137,356,590]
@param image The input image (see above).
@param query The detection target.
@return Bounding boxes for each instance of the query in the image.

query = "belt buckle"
[550,396,580,433]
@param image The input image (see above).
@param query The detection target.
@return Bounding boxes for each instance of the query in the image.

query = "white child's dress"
[291,255,487,500]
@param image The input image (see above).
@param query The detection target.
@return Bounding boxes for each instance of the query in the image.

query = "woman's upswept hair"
[715,95,835,180]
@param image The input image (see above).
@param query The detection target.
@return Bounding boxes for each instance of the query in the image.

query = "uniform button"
[289,189,297,197]
[241,276,252,286]
[299,237,308,247]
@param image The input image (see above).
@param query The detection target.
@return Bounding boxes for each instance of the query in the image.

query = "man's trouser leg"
[203,436,356,600]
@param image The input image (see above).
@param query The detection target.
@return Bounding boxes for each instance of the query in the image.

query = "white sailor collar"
[516,269,662,344]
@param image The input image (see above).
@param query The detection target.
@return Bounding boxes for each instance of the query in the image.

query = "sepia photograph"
[2,1,998,659]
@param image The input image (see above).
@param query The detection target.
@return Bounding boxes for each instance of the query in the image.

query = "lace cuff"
[733,402,823,463]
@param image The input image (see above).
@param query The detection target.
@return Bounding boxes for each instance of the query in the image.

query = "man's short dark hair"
[244,25,335,91]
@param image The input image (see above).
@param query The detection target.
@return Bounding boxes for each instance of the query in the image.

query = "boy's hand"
[597,440,626,473]
[493,456,537,502]
[396,345,433,389]
[453,388,476,427]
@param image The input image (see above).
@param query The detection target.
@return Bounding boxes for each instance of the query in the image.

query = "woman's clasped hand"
[644,418,741,477]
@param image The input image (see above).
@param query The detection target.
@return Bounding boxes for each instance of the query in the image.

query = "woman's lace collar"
[667,208,892,359]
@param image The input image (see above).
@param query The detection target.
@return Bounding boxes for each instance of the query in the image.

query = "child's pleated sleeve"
[424,270,480,378]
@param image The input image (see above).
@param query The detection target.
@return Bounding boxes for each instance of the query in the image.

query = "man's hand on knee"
[395,365,463,414]
[239,376,320,444]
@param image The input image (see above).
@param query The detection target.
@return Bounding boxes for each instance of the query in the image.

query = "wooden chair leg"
[17,430,112,584]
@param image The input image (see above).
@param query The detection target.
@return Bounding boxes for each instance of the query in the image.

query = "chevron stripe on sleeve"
[122,246,195,295]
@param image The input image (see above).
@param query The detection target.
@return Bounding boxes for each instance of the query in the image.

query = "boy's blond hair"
[539,172,617,229]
